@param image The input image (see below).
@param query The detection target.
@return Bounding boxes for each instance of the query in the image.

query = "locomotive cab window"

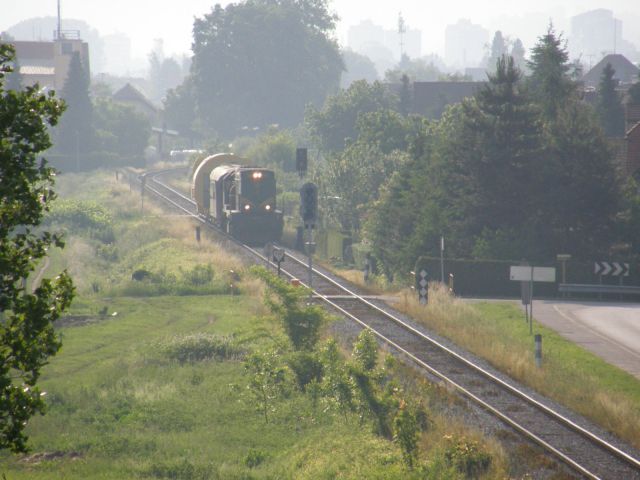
[239,170,275,205]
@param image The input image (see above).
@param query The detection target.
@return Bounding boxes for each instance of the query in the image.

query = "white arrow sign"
[595,262,630,276]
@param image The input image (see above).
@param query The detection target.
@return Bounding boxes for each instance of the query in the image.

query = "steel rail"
[141,167,640,479]
[281,249,640,473]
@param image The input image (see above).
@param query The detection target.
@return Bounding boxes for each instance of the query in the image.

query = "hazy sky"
[3,0,640,58]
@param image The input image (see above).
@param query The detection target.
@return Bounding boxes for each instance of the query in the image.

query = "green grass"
[0,295,454,479]
[0,170,534,478]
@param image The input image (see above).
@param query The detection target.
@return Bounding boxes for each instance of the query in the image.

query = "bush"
[46,199,115,243]
[244,448,268,468]
[444,436,492,477]
[156,333,243,364]
[252,266,325,350]
[286,351,323,392]
[180,264,214,286]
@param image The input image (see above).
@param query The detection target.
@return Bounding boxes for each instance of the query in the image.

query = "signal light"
[296,148,307,177]
[299,182,318,227]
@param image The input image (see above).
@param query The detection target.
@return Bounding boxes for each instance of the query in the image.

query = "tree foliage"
[148,52,183,102]
[191,0,343,137]
[0,44,74,452]
[341,49,378,88]
[526,25,575,120]
[367,53,625,276]
[485,31,508,70]
[596,63,625,137]
[305,80,397,152]
[55,51,93,156]
[93,98,151,157]
[252,266,324,351]
[163,78,198,139]
[628,72,640,104]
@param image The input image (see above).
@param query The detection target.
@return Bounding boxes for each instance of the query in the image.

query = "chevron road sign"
[594,261,630,277]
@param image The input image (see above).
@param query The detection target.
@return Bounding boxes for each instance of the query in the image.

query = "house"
[12,32,90,91]
[582,54,639,88]
[112,83,159,125]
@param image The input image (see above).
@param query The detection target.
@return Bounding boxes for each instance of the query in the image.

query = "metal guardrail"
[559,283,640,295]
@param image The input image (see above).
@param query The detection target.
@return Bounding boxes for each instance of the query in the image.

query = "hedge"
[414,257,640,298]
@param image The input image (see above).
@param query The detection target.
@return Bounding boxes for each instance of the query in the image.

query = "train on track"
[191,153,283,245]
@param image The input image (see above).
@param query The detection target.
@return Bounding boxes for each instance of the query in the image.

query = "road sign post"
[510,266,556,335]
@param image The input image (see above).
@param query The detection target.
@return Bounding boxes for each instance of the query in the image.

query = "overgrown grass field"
[2,170,541,479]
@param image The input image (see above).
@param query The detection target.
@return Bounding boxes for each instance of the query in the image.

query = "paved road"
[531,300,640,379]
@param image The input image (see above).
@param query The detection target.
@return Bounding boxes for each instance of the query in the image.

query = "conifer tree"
[596,63,625,137]
[527,25,575,120]
[55,52,93,163]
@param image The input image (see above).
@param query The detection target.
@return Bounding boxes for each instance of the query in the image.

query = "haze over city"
[3,0,640,59]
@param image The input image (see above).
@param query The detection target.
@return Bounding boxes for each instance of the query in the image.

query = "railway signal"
[300,182,318,228]
[296,148,308,178]
[416,269,428,304]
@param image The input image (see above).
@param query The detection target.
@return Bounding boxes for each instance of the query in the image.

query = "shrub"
[244,448,268,468]
[286,351,323,392]
[252,266,325,350]
[180,264,214,286]
[156,333,243,364]
[46,199,115,243]
[444,436,492,477]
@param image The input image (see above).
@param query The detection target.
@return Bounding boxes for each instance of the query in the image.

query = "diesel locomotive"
[191,153,283,245]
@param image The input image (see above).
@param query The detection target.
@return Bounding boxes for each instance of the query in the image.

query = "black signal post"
[296,147,308,178]
[300,182,318,297]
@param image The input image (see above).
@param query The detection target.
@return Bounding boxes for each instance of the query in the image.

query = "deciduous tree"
[0,44,74,452]
[305,80,397,152]
[191,0,343,137]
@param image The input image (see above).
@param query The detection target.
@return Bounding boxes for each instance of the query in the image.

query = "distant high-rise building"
[445,19,489,69]
[571,10,621,62]
[570,9,638,64]
[348,20,385,53]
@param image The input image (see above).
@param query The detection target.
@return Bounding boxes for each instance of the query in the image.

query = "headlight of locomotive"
[265,204,271,211]
[244,204,251,211]
[252,172,263,180]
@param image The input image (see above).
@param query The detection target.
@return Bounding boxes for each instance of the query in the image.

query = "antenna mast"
[398,12,406,60]
[57,0,61,40]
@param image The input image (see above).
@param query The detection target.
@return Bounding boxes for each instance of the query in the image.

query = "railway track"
[135,167,640,480]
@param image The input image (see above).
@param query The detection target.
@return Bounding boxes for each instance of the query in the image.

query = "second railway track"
[136,167,640,480]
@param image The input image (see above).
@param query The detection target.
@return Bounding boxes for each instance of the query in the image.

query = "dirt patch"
[21,450,83,464]
[56,315,101,327]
